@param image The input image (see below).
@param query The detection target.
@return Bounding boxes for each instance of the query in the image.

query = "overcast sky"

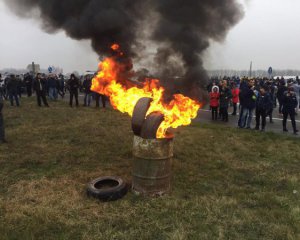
[1,0,300,73]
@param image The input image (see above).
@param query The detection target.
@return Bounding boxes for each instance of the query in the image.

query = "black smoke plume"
[4,0,244,99]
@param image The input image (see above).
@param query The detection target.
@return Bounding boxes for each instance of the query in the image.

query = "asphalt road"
[196,105,300,137]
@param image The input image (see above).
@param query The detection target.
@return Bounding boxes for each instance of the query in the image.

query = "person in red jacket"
[209,86,220,120]
[231,83,240,115]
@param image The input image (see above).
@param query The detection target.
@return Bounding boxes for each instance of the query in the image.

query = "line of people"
[0,73,107,108]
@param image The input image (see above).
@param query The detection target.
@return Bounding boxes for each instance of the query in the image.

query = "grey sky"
[1,0,300,73]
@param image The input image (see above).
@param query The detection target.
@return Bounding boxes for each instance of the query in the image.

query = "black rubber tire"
[132,97,152,136]
[87,176,128,201]
[140,112,165,139]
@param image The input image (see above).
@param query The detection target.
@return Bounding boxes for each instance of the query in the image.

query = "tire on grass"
[87,176,128,201]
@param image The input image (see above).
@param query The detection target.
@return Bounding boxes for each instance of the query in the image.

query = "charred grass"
[0,98,299,240]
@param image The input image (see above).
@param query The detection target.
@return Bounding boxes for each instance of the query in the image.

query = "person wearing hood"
[209,85,220,120]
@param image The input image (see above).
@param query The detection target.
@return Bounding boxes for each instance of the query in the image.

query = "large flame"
[91,44,201,138]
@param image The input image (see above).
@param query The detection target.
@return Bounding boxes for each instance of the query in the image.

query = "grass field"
[0,97,299,240]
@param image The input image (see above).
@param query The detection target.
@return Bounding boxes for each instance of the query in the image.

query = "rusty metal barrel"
[132,135,174,196]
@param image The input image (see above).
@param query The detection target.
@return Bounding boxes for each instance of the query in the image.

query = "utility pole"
[249,61,252,78]
[32,62,36,76]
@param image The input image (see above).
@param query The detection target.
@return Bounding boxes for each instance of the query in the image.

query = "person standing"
[16,75,23,98]
[255,87,272,132]
[238,78,248,128]
[282,86,298,135]
[0,74,6,100]
[24,73,33,97]
[47,74,58,100]
[240,79,257,129]
[219,80,232,122]
[292,80,300,114]
[209,86,220,120]
[33,73,49,107]
[7,74,20,107]
[83,75,92,106]
[0,97,6,143]
[57,74,65,98]
[95,93,107,109]
[277,80,287,115]
[231,83,239,115]
[68,74,79,107]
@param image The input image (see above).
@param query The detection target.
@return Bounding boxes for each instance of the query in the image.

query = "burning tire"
[140,112,165,139]
[87,176,128,201]
[132,97,152,136]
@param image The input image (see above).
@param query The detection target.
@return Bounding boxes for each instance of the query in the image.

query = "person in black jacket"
[240,79,257,129]
[219,80,232,122]
[282,86,298,134]
[277,80,287,115]
[7,74,20,107]
[67,74,79,107]
[33,73,49,107]
[24,73,33,97]
[255,87,272,131]
[83,75,92,106]
[0,97,6,143]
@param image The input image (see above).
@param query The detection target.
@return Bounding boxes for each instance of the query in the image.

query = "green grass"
[0,97,299,240]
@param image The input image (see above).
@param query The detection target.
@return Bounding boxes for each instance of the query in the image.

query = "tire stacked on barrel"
[131,97,174,197]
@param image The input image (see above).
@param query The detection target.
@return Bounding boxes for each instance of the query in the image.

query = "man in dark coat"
[277,80,287,115]
[24,73,33,97]
[240,79,256,129]
[282,86,298,134]
[67,74,79,107]
[0,97,6,143]
[33,73,49,107]
[255,87,272,131]
[219,80,232,122]
[95,93,107,108]
[238,78,248,127]
[6,74,20,107]
[83,75,92,106]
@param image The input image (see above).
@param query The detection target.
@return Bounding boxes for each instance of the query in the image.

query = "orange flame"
[91,46,201,138]
[111,44,120,51]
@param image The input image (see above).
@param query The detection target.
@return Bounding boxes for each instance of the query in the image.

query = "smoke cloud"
[4,0,244,99]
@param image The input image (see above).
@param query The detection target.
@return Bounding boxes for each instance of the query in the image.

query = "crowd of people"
[208,76,300,134]
[0,72,108,144]
[0,72,107,108]
[1,73,300,144]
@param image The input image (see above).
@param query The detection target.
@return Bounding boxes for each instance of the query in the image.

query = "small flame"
[111,44,120,51]
[91,45,201,138]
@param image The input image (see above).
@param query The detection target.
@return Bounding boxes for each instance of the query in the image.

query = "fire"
[111,44,120,51]
[91,45,201,138]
